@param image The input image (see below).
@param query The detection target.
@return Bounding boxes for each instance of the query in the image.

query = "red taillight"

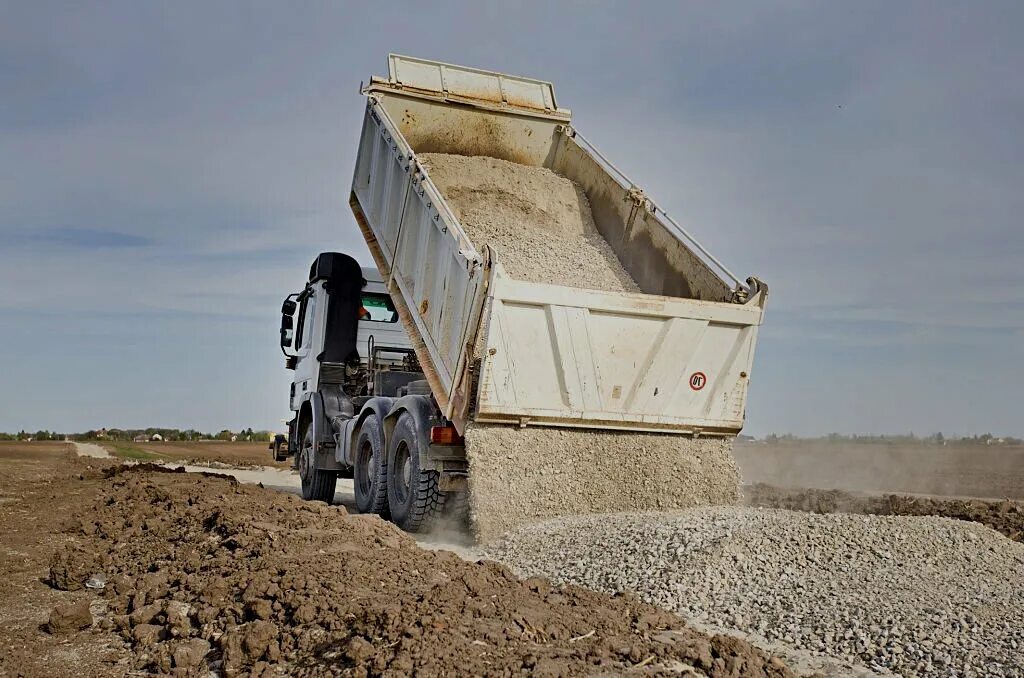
[430,425,463,445]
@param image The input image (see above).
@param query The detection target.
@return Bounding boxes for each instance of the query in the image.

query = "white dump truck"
[277,55,767,535]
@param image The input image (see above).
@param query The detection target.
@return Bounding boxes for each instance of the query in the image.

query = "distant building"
[150,433,163,442]
[133,434,150,443]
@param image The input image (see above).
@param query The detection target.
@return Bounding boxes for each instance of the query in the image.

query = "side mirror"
[279,294,299,358]
[280,314,294,349]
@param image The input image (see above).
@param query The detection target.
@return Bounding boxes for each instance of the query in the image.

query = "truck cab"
[278,252,466,531]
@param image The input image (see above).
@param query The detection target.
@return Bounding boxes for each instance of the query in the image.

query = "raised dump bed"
[350,55,767,439]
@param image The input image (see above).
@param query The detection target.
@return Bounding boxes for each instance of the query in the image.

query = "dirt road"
[78,441,330,502]
[2,442,793,677]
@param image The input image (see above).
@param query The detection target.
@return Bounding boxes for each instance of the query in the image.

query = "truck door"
[291,285,321,410]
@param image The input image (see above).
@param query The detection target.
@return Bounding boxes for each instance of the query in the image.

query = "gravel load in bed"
[487,506,1024,677]
[418,153,640,293]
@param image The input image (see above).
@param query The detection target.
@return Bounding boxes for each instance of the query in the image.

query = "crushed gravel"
[418,153,640,293]
[487,506,1024,677]
[465,425,740,542]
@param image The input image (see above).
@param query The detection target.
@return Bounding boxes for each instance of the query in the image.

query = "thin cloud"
[6,227,155,249]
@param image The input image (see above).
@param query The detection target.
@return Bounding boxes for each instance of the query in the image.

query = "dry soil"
[744,483,1024,543]
[99,440,287,469]
[0,442,794,677]
[734,441,1024,499]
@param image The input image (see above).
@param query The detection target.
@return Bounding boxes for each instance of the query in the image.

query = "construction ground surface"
[1,440,1022,677]
[0,442,791,677]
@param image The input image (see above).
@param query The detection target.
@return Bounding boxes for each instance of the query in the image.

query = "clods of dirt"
[50,465,794,676]
[46,599,93,634]
[48,548,95,591]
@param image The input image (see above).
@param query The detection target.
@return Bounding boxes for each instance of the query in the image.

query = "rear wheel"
[353,415,388,516]
[386,412,444,532]
[298,423,336,503]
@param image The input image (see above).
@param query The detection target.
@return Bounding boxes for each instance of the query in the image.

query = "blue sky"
[2,1,1021,436]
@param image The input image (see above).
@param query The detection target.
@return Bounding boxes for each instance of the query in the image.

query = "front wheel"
[298,424,336,503]
[386,412,444,532]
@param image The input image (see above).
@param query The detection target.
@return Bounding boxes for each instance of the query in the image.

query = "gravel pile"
[418,153,640,293]
[465,425,740,542]
[487,506,1024,677]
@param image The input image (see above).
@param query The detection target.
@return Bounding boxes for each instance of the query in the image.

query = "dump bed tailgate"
[475,273,762,434]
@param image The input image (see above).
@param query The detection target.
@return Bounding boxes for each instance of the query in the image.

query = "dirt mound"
[419,153,640,293]
[40,464,792,676]
[744,483,1024,542]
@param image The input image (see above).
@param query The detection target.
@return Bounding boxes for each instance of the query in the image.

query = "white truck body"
[350,55,766,436]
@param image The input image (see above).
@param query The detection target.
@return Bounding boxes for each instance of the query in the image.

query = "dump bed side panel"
[475,273,762,434]
[550,134,734,302]
[350,101,485,427]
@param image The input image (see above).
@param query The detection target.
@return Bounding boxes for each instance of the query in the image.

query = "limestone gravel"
[418,153,640,293]
[487,506,1024,677]
[465,424,741,542]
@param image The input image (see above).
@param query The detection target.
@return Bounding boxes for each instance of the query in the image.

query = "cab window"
[361,292,398,322]
[295,292,317,349]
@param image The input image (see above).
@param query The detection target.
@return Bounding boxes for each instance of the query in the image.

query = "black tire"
[272,437,288,462]
[353,415,388,516]
[386,412,444,532]
[298,423,336,503]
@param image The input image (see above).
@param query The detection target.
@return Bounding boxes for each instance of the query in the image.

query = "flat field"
[735,440,1024,499]
[97,440,286,468]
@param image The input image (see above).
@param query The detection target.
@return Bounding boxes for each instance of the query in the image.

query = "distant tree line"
[0,428,276,442]
[751,432,1023,446]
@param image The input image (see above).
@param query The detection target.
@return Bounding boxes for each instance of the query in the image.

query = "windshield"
[361,292,398,323]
